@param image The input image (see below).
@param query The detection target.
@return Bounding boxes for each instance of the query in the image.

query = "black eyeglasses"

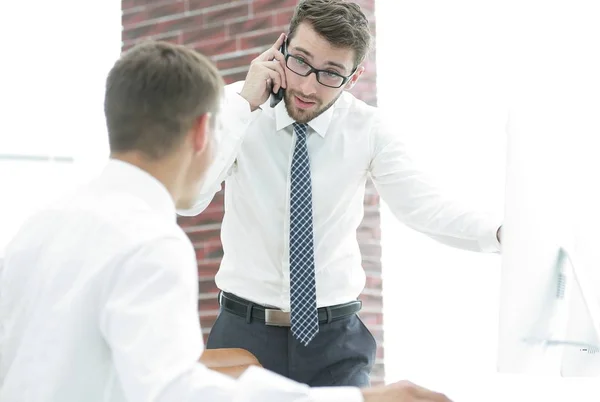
[285,54,356,88]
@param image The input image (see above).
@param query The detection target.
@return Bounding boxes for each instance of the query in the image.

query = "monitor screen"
[497,100,600,377]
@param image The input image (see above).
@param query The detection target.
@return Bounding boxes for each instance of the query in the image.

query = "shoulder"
[334,90,382,129]
[50,186,190,254]
[94,193,191,251]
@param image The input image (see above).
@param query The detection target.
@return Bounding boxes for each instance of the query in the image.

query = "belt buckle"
[265,309,291,327]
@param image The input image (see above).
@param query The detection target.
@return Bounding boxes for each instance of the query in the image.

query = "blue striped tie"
[289,122,319,346]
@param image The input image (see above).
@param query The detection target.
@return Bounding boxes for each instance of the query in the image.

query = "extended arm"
[369,117,502,253]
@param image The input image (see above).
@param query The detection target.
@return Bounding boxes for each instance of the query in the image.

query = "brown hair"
[104,41,223,160]
[288,0,372,68]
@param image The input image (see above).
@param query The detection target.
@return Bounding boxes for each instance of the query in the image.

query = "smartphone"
[269,39,287,108]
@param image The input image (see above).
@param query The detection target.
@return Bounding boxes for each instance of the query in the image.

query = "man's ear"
[344,65,365,91]
[190,113,211,154]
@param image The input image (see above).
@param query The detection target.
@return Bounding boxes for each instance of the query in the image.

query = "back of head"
[288,0,372,68]
[104,41,224,160]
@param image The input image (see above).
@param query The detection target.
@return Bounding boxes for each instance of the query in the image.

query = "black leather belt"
[219,291,362,326]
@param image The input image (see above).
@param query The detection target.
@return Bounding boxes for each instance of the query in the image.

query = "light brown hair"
[288,0,372,68]
[104,41,223,160]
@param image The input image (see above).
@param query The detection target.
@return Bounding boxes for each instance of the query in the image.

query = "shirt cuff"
[308,386,364,402]
[235,366,363,402]
[477,216,503,253]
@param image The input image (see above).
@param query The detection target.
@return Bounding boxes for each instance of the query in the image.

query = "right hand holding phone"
[239,33,287,111]
[361,380,453,402]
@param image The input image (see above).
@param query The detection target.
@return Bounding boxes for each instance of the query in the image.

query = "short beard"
[284,89,342,124]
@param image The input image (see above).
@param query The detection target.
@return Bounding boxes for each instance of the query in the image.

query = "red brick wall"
[121,0,383,384]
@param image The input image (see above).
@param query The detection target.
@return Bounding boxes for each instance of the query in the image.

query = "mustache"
[288,90,319,103]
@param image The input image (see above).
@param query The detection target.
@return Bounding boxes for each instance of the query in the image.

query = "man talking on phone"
[179,0,502,388]
[0,40,454,402]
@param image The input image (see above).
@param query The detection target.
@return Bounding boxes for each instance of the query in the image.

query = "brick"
[357,230,375,244]
[204,4,249,25]
[122,11,148,28]
[122,42,139,52]
[188,0,222,12]
[362,261,382,273]
[197,260,221,277]
[176,196,224,227]
[370,326,384,344]
[199,277,218,294]
[222,70,249,85]
[178,208,221,225]
[215,52,260,70]
[363,192,379,206]
[351,80,377,96]
[359,225,380,242]
[365,275,383,290]
[362,256,381,266]
[197,262,221,278]
[364,179,378,195]
[359,293,383,312]
[251,0,298,15]
[351,88,376,101]
[238,28,283,50]
[122,0,171,10]
[180,208,221,225]
[122,13,203,42]
[122,31,182,49]
[362,208,380,223]
[122,1,186,28]
[195,243,224,260]
[193,38,237,57]
[369,21,376,35]
[186,228,222,245]
[196,239,223,255]
[182,24,227,44]
[227,14,272,37]
[273,8,295,27]
[199,313,218,330]
[370,363,385,381]
[359,243,381,258]
[360,228,381,242]
[352,0,375,13]
[360,311,383,326]
[198,297,219,314]
[179,204,224,227]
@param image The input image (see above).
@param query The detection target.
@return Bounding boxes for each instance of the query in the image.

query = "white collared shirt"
[179,82,502,310]
[0,159,361,402]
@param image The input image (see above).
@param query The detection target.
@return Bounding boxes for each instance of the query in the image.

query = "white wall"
[377,0,599,401]
[0,0,122,254]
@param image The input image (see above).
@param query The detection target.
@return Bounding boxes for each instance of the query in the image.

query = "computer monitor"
[496,105,600,377]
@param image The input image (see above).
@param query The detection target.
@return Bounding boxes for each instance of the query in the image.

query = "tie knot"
[293,122,308,139]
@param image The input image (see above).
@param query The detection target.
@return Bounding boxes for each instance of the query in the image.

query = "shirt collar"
[274,96,335,138]
[97,159,176,221]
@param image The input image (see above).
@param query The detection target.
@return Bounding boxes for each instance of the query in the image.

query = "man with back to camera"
[178,0,503,390]
[0,40,454,402]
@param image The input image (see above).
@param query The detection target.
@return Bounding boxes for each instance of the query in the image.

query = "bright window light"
[0,0,121,254]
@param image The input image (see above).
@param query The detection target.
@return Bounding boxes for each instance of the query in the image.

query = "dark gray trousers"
[206,302,377,387]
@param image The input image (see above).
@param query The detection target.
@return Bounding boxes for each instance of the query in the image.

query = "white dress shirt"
[179,81,502,310]
[0,159,362,402]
